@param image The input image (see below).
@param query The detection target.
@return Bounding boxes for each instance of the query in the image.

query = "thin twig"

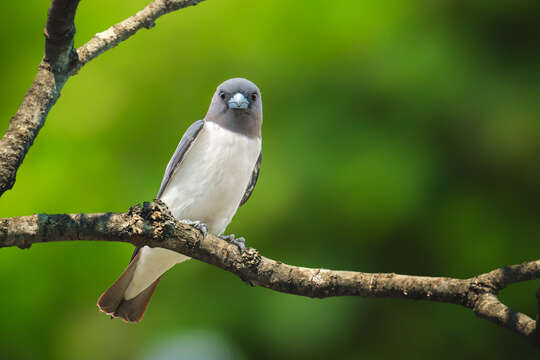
[74,0,205,73]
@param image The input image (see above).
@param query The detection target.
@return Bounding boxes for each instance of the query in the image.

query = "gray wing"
[156,120,204,199]
[239,151,262,206]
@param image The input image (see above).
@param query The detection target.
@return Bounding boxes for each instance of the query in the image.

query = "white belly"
[160,121,261,234]
[124,121,261,299]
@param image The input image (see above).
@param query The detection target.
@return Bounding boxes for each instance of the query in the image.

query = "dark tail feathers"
[97,252,161,323]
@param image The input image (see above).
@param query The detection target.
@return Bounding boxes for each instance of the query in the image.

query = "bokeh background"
[1,1,540,359]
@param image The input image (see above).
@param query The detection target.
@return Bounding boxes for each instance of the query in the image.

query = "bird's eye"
[219,91,226,100]
[251,93,257,101]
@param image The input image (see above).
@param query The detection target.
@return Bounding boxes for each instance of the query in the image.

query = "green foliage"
[1,1,540,359]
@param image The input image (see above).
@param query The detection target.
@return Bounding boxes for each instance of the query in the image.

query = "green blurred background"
[1,0,540,359]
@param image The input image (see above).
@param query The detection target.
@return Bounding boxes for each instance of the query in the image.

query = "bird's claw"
[180,219,208,238]
[219,234,235,242]
[220,234,252,286]
[219,233,246,252]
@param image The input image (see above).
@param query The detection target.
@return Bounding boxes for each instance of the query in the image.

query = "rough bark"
[0,0,206,197]
[0,0,80,196]
[0,200,539,346]
[44,0,81,71]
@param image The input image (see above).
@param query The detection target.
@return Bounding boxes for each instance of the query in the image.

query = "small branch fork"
[1,200,540,347]
[0,0,206,197]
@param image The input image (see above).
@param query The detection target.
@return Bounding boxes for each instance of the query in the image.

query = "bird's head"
[205,78,262,138]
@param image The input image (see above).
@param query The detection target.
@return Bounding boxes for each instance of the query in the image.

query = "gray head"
[204,78,262,138]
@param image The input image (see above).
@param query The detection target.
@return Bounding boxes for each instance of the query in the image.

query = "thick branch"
[0,201,538,345]
[0,0,206,197]
[44,0,81,70]
[0,0,80,197]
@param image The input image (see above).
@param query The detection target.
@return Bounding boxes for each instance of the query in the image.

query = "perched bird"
[97,78,263,322]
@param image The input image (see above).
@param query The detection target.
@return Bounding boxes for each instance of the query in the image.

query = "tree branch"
[0,0,206,197]
[2,0,538,351]
[44,0,80,71]
[1,200,539,346]
[536,287,540,343]
[74,0,205,73]
[0,0,80,197]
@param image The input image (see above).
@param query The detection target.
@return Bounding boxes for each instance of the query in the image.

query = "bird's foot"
[219,233,246,252]
[180,219,208,238]
[219,234,253,286]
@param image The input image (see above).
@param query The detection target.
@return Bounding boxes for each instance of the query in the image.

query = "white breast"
[160,121,261,235]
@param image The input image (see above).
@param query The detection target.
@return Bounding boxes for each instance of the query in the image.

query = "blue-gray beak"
[228,92,249,109]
